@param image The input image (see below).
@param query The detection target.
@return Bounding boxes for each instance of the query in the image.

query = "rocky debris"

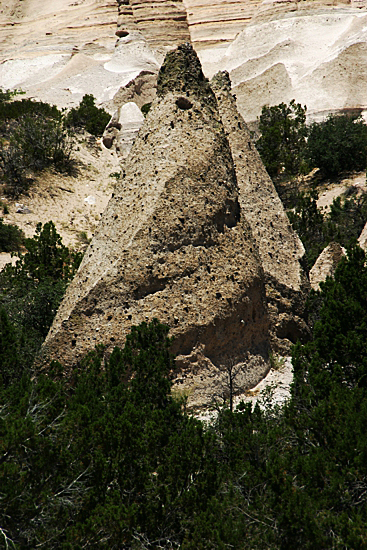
[106,70,158,112]
[211,71,310,353]
[15,204,32,214]
[309,242,346,291]
[102,102,145,157]
[41,44,271,409]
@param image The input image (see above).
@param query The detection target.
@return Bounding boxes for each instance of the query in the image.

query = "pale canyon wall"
[2,0,367,120]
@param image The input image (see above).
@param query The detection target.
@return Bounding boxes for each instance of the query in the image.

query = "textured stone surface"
[358,220,367,251]
[103,101,145,157]
[2,0,367,123]
[211,71,310,352]
[199,4,367,122]
[116,0,190,48]
[106,70,158,111]
[0,0,163,109]
[41,45,271,409]
[309,242,346,291]
[183,0,259,49]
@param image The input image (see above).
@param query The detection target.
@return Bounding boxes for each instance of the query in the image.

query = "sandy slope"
[0,136,120,267]
[0,0,160,110]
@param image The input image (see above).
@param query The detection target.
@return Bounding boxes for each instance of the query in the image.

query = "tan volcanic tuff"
[211,71,310,352]
[41,44,271,408]
[197,3,367,122]
[0,0,186,110]
[116,0,190,48]
[309,242,346,291]
[3,0,367,123]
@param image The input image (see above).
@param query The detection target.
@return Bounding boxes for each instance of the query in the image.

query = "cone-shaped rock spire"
[211,71,310,352]
[41,46,270,409]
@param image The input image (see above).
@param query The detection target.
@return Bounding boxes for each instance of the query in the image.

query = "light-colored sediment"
[2,0,367,123]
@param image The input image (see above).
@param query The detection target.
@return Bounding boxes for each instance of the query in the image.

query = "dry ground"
[0,134,120,268]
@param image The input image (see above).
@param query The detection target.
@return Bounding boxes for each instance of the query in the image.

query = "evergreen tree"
[256,99,307,178]
[0,221,82,373]
[306,113,367,177]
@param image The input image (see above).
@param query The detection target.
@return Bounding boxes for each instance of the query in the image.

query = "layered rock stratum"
[41,45,308,408]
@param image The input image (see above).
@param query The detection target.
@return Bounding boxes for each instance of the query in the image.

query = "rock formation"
[358,220,367,251]
[116,0,190,48]
[41,44,271,409]
[3,0,367,123]
[309,242,346,291]
[211,71,310,352]
[103,101,145,157]
[200,3,367,122]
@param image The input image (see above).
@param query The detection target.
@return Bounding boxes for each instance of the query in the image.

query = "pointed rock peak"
[210,69,310,352]
[157,43,215,106]
[211,70,232,93]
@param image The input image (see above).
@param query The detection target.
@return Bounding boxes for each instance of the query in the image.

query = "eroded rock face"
[103,101,145,157]
[116,0,190,48]
[41,44,271,409]
[211,71,310,352]
[2,0,367,124]
[106,70,158,112]
[200,3,367,122]
[358,220,367,251]
[309,242,346,291]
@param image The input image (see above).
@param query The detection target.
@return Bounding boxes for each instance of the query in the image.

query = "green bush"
[256,99,308,178]
[287,189,367,269]
[0,88,24,103]
[0,113,75,196]
[0,218,24,252]
[65,94,110,136]
[287,190,326,269]
[141,102,152,117]
[0,98,60,124]
[0,221,82,373]
[306,114,367,177]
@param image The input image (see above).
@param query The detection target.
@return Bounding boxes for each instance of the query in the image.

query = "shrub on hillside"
[306,114,367,177]
[256,100,308,178]
[0,88,24,104]
[0,221,82,374]
[0,113,75,196]
[0,98,60,126]
[65,94,110,136]
[0,218,24,252]
[287,188,367,269]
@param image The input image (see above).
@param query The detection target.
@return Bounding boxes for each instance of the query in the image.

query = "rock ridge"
[211,70,310,351]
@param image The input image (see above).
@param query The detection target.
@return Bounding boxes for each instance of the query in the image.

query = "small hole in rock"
[176,97,193,110]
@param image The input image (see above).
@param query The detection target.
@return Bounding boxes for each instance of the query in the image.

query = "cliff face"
[116,0,190,47]
[41,45,272,409]
[2,0,367,121]
[200,2,367,122]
